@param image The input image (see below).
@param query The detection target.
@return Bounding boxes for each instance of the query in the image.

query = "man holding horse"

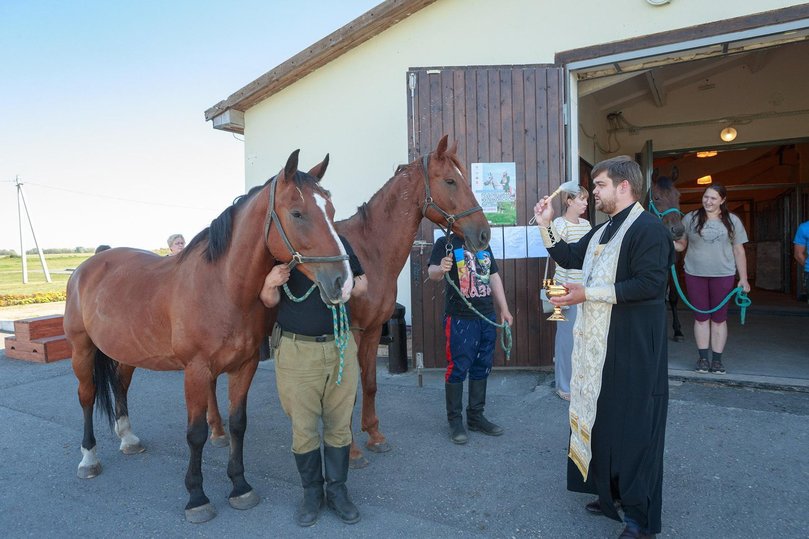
[533,156,674,539]
[260,237,366,527]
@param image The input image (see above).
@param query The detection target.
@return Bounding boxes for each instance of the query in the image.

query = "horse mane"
[179,172,329,263]
[345,150,465,230]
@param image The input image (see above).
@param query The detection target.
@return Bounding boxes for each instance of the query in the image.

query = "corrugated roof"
[204,0,437,123]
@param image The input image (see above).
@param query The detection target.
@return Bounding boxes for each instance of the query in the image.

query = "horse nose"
[479,228,490,248]
[671,223,685,239]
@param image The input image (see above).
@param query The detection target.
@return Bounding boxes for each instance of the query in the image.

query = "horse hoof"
[77,463,102,479]
[229,489,260,510]
[209,434,230,448]
[185,503,217,523]
[349,455,369,469]
[121,442,146,455]
[366,441,391,453]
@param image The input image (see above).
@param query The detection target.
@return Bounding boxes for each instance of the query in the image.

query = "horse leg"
[224,360,260,511]
[113,364,145,455]
[358,327,389,454]
[73,338,102,479]
[207,376,230,448]
[669,281,685,342]
[183,366,217,523]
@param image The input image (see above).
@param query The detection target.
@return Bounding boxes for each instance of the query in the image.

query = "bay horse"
[649,168,686,341]
[204,136,491,466]
[336,135,490,466]
[63,150,352,523]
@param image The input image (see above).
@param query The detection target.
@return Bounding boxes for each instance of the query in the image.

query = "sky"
[0,0,379,252]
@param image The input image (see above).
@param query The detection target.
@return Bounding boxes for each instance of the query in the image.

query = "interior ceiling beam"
[578,71,646,97]
[645,71,666,107]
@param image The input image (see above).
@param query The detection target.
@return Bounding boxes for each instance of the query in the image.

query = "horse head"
[422,135,491,252]
[651,167,685,240]
[267,150,353,305]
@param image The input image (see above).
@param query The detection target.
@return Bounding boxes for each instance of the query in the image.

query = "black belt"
[280,330,335,343]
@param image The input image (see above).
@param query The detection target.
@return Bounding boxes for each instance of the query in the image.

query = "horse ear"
[671,166,679,182]
[283,149,300,180]
[448,139,458,155]
[435,134,449,159]
[307,154,329,180]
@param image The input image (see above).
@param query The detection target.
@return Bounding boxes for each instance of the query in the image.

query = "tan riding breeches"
[274,334,359,454]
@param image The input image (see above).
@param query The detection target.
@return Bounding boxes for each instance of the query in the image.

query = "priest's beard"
[595,196,616,214]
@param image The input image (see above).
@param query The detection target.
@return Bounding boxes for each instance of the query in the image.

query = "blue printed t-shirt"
[429,235,499,318]
[795,221,809,272]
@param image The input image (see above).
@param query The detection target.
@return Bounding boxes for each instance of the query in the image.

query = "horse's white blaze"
[314,193,352,302]
[79,446,99,468]
[115,415,141,450]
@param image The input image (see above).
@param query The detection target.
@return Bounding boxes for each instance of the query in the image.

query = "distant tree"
[0,249,19,256]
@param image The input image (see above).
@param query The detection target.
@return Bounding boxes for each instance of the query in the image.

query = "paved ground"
[1,351,807,538]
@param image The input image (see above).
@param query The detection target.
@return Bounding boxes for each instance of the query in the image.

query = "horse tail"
[93,348,123,431]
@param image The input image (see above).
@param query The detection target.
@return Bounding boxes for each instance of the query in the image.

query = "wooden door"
[407,65,566,369]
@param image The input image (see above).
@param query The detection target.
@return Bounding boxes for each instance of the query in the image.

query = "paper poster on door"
[471,162,517,225]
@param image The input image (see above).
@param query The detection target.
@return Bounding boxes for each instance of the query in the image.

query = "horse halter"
[262,176,349,270]
[648,192,683,219]
[421,154,483,236]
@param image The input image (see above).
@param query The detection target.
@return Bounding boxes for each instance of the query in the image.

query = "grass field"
[0,254,93,296]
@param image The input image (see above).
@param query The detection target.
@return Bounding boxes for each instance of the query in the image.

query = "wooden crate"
[13,315,65,341]
[4,335,72,363]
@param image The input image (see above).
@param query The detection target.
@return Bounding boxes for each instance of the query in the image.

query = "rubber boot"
[467,378,504,436]
[323,444,360,524]
[293,449,324,527]
[445,382,468,444]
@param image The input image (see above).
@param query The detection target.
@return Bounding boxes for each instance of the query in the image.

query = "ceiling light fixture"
[696,151,718,158]
[696,175,713,185]
[720,127,737,142]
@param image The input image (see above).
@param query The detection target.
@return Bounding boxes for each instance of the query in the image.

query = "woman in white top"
[551,187,591,401]
[674,184,749,375]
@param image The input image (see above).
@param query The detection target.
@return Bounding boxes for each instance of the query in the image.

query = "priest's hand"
[532,197,555,227]
[550,283,586,307]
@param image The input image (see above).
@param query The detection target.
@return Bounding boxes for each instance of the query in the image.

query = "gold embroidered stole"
[568,202,644,480]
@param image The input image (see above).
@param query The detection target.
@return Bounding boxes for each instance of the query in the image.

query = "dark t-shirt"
[429,235,499,318]
[276,236,364,336]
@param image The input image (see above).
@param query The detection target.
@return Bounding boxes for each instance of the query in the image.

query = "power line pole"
[15,175,51,284]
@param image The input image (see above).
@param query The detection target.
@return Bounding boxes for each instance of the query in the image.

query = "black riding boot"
[445,382,468,444]
[293,449,324,527]
[323,444,360,524]
[467,378,504,436]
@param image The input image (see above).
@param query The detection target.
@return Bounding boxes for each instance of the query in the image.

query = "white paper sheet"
[503,226,527,259]
[488,227,504,259]
[527,226,549,258]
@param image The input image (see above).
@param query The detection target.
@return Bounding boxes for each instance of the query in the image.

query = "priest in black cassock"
[533,156,674,539]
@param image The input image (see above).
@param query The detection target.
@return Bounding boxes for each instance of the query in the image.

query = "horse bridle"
[420,154,483,236]
[648,191,683,220]
[262,176,349,270]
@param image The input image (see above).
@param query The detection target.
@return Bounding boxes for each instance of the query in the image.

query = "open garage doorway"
[571,26,809,302]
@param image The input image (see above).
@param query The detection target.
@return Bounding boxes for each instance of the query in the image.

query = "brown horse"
[205,136,491,463]
[63,150,352,523]
[649,168,686,340]
[336,135,491,466]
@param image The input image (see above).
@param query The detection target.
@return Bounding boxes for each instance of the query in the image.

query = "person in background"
[260,236,366,527]
[533,155,673,539]
[551,187,591,401]
[428,234,513,445]
[674,184,750,375]
[794,219,809,303]
[167,234,185,256]
[94,244,111,254]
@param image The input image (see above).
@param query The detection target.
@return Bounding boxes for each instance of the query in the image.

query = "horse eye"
[444,178,456,185]
[291,210,303,219]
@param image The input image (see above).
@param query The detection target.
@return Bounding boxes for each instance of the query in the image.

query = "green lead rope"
[283,283,350,385]
[669,265,752,324]
[443,273,513,361]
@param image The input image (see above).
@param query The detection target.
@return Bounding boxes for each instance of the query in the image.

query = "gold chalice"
[542,279,569,322]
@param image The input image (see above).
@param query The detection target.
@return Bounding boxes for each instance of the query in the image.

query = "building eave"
[205,0,437,127]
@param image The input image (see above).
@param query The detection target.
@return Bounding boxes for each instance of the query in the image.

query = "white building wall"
[242,0,800,320]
